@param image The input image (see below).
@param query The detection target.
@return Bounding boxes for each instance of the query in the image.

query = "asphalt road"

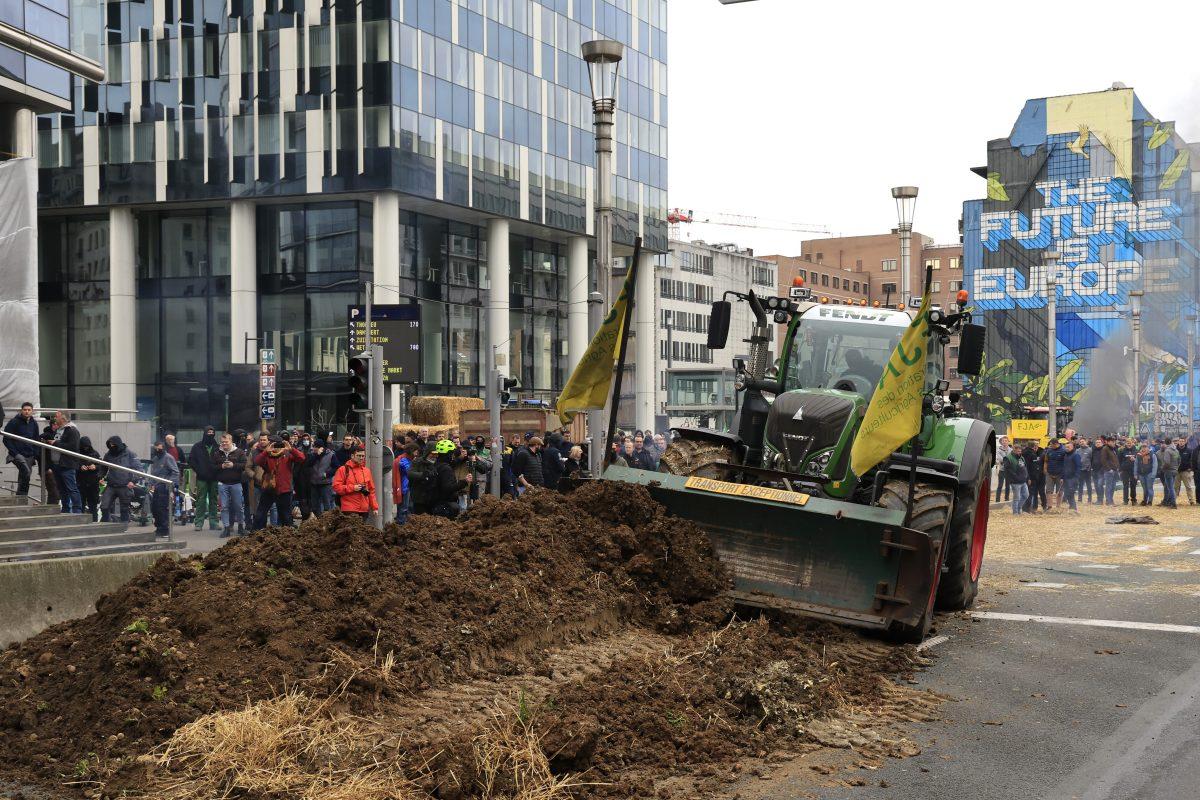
[732,501,1200,800]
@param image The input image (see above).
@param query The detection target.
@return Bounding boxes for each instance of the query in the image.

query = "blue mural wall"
[963,88,1200,431]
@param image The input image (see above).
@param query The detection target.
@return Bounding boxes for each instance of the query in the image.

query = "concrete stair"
[0,495,185,563]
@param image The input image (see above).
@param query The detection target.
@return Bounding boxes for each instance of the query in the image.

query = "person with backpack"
[409,440,471,518]
[252,437,306,530]
[332,446,378,520]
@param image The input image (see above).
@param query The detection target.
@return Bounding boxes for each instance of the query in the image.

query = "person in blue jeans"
[1003,444,1029,515]
[1060,441,1081,513]
[1136,444,1158,506]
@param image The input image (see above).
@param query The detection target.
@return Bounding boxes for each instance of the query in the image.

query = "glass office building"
[36,0,668,436]
[962,87,1200,434]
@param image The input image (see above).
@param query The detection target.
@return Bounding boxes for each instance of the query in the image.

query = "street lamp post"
[1045,251,1060,440]
[583,38,623,475]
[1130,290,1144,435]
[1189,314,1197,437]
[891,186,918,307]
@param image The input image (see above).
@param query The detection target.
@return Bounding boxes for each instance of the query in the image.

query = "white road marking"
[1080,564,1119,569]
[1150,567,1193,573]
[916,634,949,651]
[1188,549,1200,556]
[1021,582,1070,589]
[1105,588,1138,593]
[1056,551,1086,558]
[1157,536,1193,545]
[1128,545,1153,551]
[971,611,1200,635]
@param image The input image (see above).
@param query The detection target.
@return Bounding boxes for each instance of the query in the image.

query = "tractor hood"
[765,389,864,478]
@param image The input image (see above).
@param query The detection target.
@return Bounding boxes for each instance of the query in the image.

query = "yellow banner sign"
[1009,419,1049,447]
[685,476,810,506]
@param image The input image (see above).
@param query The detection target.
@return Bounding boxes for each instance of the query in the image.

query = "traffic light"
[499,375,520,406]
[348,352,371,410]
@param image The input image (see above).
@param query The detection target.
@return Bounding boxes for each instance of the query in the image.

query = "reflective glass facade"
[0,0,99,105]
[36,0,667,435]
[36,0,668,253]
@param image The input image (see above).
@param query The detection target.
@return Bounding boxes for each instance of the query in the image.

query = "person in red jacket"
[252,437,306,531]
[333,447,378,520]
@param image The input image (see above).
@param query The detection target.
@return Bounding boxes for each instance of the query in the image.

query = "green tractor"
[605,287,994,641]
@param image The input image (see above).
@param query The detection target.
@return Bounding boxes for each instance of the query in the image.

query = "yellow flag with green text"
[849,283,933,478]
[555,268,636,425]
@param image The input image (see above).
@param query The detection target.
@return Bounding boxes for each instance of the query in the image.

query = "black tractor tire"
[658,438,738,478]
[876,478,953,644]
[935,450,993,611]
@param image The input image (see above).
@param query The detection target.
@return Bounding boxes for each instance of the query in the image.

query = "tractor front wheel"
[658,438,738,478]
[877,478,953,644]
[935,450,993,611]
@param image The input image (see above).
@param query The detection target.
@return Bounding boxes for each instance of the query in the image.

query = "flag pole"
[904,262,934,528]
[603,236,643,468]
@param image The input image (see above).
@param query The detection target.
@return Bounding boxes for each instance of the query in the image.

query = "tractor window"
[784,317,904,399]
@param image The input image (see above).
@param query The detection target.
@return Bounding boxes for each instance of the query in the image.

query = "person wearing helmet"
[408,439,472,518]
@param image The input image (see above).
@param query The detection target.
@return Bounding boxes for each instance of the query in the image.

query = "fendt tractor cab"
[605,279,994,641]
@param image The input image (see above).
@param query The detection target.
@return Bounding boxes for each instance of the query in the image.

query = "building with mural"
[962,85,1200,434]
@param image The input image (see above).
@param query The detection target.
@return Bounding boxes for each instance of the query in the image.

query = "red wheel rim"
[970,476,990,581]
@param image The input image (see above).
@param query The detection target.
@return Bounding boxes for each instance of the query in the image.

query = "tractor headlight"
[805,450,833,476]
[734,371,748,391]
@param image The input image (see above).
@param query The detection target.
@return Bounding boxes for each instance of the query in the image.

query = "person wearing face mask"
[306,438,336,514]
[293,431,314,520]
[99,436,141,523]
[188,425,221,531]
[148,441,180,537]
[76,436,102,520]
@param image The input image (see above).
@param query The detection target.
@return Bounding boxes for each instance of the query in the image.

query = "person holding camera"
[332,446,378,520]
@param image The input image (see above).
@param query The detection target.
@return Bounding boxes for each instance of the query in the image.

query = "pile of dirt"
[133,617,936,800]
[0,482,729,793]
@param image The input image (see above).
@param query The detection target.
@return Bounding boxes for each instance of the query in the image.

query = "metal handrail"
[32,407,141,415]
[1,431,172,485]
[1,430,175,540]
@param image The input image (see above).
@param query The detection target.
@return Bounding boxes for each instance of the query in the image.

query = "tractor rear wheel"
[877,478,953,643]
[658,438,738,478]
[935,450,993,611]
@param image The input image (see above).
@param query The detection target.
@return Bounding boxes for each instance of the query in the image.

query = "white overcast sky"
[667,0,1200,256]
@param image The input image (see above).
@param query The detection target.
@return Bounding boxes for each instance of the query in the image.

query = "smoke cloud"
[1070,325,1135,436]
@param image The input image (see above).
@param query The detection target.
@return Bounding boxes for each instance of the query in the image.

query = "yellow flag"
[849,283,933,478]
[554,268,637,425]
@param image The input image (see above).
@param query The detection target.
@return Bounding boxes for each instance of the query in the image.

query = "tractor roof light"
[897,302,906,311]
[859,299,867,306]
[872,300,881,307]
[819,296,829,304]
[792,275,805,288]
[957,289,970,305]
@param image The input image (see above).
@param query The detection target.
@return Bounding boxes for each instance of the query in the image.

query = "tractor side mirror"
[957,323,986,376]
[708,300,732,350]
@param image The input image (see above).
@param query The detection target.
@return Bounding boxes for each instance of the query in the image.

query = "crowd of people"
[996,428,1200,514]
[3,403,681,535]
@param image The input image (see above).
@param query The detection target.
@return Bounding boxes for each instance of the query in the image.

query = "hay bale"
[408,396,484,426]
[392,422,454,440]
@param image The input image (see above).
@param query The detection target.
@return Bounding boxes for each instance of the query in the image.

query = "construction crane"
[667,208,831,238]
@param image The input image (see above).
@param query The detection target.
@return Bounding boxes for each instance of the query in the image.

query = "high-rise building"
[963,86,1199,433]
[35,0,669,437]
